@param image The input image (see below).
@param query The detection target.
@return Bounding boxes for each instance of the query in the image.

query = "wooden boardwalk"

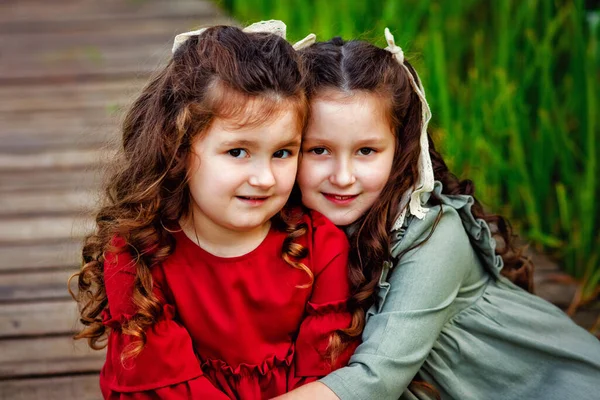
[0,1,230,398]
[0,1,597,399]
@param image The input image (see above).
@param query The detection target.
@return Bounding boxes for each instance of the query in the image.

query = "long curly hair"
[299,37,533,397]
[69,25,323,362]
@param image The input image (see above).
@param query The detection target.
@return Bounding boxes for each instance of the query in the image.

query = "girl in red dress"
[70,21,360,399]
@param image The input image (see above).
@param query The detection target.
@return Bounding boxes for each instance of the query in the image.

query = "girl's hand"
[272,382,339,400]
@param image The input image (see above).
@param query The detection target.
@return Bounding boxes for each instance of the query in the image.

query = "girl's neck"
[179,211,272,258]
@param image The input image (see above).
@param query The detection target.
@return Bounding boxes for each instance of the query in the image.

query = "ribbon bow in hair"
[384,28,435,231]
[384,27,405,63]
[172,20,316,54]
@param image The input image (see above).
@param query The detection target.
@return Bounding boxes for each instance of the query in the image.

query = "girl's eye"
[309,147,329,155]
[358,147,375,156]
[273,149,292,159]
[228,149,248,158]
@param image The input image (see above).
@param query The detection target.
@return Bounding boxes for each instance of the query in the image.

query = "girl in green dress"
[276,28,600,400]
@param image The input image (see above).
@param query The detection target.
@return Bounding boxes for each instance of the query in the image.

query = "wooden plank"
[0,215,94,244]
[0,149,112,171]
[0,79,145,114]
[0,24,178,55]
[0,45,167,84]
[0,39,169,83]
[0,17,233,81]
[0,300,80,337]
[0,0,217,24]
[0,96,123,156]
[0,130,117,154]
[0,15,219,49]
[0,269,78,301]
[0,18,191,41]
[534,278,577,309]
[0,109,119,137]
[0,335,105,378]
[0,109,121,152]
[0,189,98,216]
[0,374,101,400]
[572,308,600,332]
[0,169,103,193]
[0,240,82,271]
[529,250,577,307]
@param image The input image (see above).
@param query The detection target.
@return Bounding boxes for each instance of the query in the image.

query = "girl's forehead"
[201,106,302,148]
[312,88,386,104]
[205,83,307,133]
[217,98,298,130]
[308,89,393,132]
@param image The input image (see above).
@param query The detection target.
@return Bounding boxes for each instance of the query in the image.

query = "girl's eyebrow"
[355,137,388,146]
[221,139,256,148]
[303,136,386,145]
[302,134,331,143]
[280,137,302,148]
[221,137,301,149]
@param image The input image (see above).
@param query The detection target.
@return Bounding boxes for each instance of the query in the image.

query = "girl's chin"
[322,211,361,227]
[301,197,363,226]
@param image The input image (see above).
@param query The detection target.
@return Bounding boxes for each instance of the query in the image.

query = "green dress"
[320,181,600,400]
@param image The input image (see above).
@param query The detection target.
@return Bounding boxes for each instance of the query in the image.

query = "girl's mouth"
[322,193,359,205]
[237,196,269,205]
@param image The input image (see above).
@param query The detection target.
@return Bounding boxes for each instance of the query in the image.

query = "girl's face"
[187,105,301,238]
[298,92,395,226]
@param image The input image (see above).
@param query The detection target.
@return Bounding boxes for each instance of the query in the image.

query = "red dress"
[99,211,356,399]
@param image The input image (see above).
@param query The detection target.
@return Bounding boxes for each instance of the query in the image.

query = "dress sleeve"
[319,209,473,400]
[291,212,358,387]
[99,237,229,400]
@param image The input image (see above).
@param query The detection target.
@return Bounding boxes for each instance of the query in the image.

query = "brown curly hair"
[68,25,345,363]
[299,37,533,397]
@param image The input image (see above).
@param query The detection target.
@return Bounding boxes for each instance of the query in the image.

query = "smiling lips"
[237,196,270,205]
[322,193,359,205]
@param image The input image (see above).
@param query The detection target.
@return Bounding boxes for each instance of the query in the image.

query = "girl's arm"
[288,212,359,388]
[274,382,338,399]
[100,238,229,399]
[281,209,473,400]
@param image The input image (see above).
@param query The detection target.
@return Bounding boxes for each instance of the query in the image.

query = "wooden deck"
[0,1,597,399]
[0,1,230,398]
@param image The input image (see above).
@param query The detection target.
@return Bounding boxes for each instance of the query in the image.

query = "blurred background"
[0,0,598,398]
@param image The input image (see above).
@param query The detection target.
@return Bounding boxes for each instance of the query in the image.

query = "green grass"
[216,0,600,304]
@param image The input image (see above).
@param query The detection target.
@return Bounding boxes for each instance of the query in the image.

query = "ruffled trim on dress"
[102,309,132,329]
[100,302,203,393]
[396,181,504,278]
[199,346,295,399]
[295,299,354,377]
[430,181,504,278]
[197,301,349,380]
[201,346,295,378]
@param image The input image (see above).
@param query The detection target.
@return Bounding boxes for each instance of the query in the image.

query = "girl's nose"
[248,162,276,189]
[329,158,356,187]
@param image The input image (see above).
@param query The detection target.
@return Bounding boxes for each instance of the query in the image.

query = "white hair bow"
[172,20,316,54]
[384,28,435,231]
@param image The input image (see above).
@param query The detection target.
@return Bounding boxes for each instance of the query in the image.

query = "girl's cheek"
[358,167,390,189]
[298,161,315,181]
[279,163,300,188]
[357,165,382,179]
[308,159,331,175]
